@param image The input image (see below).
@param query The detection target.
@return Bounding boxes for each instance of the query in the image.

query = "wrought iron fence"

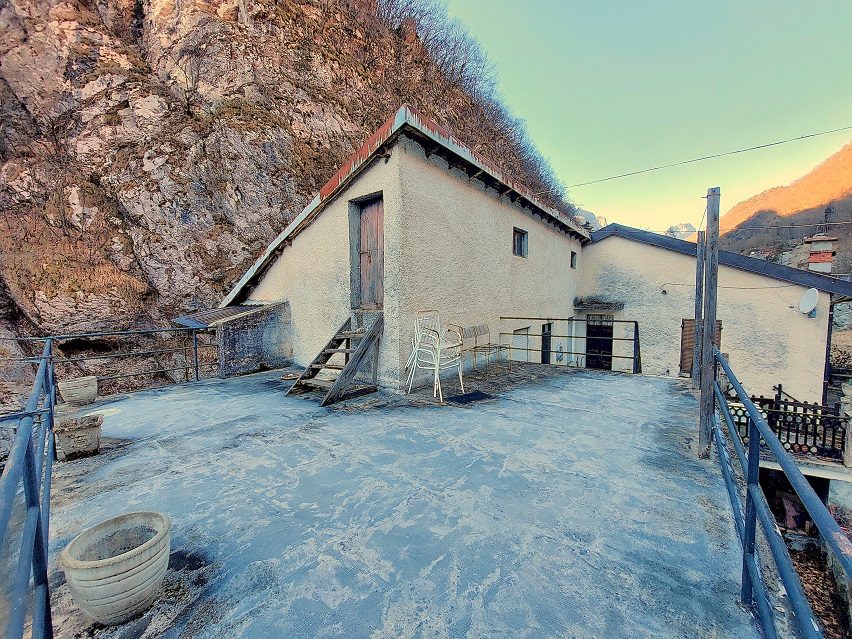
[724,389,847,461]
[498,316,642,374]
[712,347,852,639]
[0,340,55,639]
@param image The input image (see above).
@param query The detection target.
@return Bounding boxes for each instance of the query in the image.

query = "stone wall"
[217,303,291,378]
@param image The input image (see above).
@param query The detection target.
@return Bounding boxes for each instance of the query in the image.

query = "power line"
[650,219,852,234]
[723,220,852,231]
[565,124,852,189]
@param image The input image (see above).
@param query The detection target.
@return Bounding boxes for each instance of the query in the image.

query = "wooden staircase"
[286,313,383,406]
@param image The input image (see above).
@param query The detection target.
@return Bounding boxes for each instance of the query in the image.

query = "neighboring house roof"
[804,236,838,243]
[808,251,835,264]
[221,104,589,307]
[591,224,852,299]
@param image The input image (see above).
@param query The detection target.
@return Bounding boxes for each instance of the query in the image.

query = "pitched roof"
[221,104,589,307]
[808,251,835,264]
[590,223,852,298]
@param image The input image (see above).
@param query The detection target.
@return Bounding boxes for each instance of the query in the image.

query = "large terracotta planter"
[57,376,98,406]
[60,512,171,625]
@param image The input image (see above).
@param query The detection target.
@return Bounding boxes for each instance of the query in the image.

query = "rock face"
[1,0,567,345]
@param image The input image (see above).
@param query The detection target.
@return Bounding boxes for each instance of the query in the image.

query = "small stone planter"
[60,512,172,625]
[57,376,98,406]
[54,414,102,461]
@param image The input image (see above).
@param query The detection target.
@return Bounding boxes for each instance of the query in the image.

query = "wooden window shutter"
[680,319,722,374]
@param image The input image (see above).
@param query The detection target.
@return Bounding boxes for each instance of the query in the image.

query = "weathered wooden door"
[679,318,722,374]
[359,198,384,309]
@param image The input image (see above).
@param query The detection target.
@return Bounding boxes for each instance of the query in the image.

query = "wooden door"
[680,318,722,374]
[359,198,384,309]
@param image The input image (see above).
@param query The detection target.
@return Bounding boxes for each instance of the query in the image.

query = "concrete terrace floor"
[47,368,760,639]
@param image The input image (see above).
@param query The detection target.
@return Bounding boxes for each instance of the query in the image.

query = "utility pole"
[699,188,720,457]
[692,231,705,390]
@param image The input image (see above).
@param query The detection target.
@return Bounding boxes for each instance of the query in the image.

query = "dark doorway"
[586,314,613,370]
[541,323,552,364]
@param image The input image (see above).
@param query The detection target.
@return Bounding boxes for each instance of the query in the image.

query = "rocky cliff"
[0,0,569,352]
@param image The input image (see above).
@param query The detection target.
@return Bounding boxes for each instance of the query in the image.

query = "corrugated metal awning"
[573,297,625,312]
[172,304,276,328]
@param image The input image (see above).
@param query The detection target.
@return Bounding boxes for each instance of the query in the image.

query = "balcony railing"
[1,327,218,396]
[0,340,55,639]
[712,347,852,639]
[499,316,642,373]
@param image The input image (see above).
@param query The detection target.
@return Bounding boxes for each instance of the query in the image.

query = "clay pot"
[57,376,98,406]
[60,512,171,625]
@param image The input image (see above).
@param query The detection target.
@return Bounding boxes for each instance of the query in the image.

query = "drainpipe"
[823,296,834,406]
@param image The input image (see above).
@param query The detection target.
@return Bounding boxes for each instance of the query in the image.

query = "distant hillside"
[718,140,852,269]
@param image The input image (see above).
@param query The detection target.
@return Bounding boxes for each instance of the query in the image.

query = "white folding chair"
[406,324,464,402]
[405,310,440,382]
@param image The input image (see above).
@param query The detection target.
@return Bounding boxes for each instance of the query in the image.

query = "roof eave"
[591,223,852,298]
[221,104,589,307]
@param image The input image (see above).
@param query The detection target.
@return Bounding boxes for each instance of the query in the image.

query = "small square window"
[513,228,528,257]
[570,251,577,269]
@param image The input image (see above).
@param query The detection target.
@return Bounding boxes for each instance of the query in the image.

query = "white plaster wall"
[395,136,584,385]
[246,151,405,388]
[580,236,830,402]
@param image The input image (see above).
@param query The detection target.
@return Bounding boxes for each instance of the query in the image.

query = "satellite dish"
[798,288,819,314]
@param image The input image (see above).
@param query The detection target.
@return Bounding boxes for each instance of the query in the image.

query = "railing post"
[193,330,200,382]
[699,187,721,457]
[632,322,641,374]
[741,415,760,606]
[844,422,852,468]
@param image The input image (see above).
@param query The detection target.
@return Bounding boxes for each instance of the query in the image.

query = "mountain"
[718,140,852,264]
[664,222,696,240]
[573,208,602,230]
[0,0,572,343]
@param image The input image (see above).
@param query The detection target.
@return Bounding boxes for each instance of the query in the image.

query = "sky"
[442,0,852,231]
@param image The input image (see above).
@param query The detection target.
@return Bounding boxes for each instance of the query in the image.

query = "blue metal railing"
[712,347,852,639]
[0,340,55,639]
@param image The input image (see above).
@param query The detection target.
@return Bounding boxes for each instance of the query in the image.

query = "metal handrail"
[0,326,205,341]
[498,317,642,373]
[0,340,55,639]
[712,346,852,639]
[0,327,219,388]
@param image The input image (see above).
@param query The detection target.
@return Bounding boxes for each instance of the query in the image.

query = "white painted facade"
[246,135,583,389]
[580,235,831,402]
[809,261,832,274]
[248,150,404,388]
[395,137,583,378]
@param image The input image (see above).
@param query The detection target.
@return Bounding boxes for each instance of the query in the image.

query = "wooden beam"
[699,188,720,457]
